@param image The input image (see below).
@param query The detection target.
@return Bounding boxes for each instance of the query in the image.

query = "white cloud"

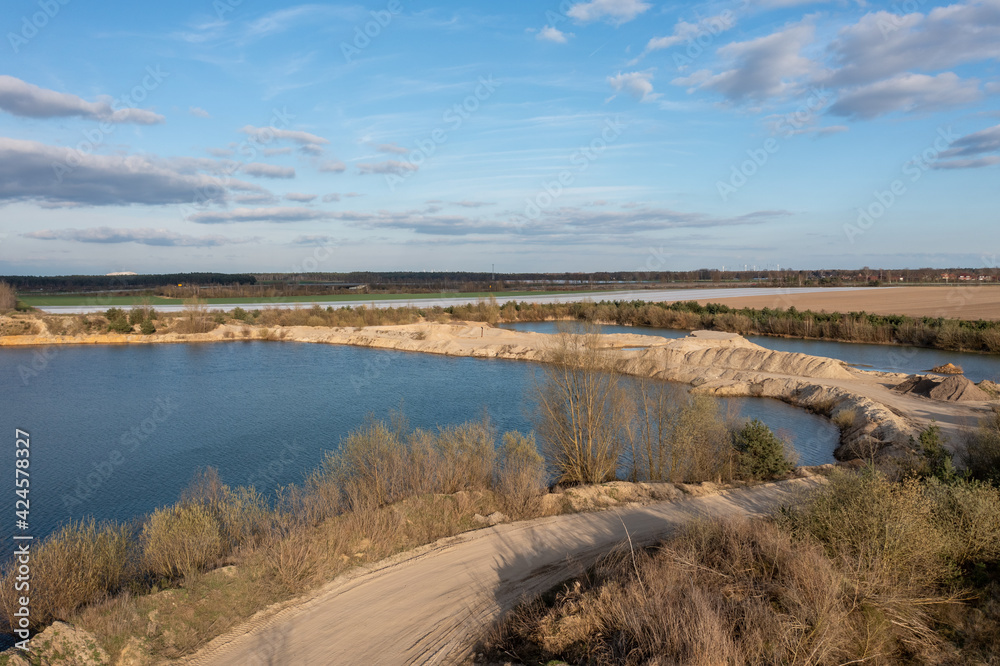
[608,71,660,102]
[824,2,1000,88]
[189,106,211,118]
[637,13,736,60]
[0,138,255,206]
[284,192,317,202]
[375,142,409,155]
[931,155,1000,169]
[318,160,347,173]
[0,75,164,124]
[567,0,651,25]
[673,22,816,102]
[238,125,329,146]
[537,26,571,43]
[829,72,981,119]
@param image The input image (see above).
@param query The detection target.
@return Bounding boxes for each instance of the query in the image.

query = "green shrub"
[231,307,248,321]
[104,307,126,321]
[142,504,222,579]
[963,407,1000,484]
[909,424,956,482]
[108,317,134,333]
[140,319,156,335]
[128,308,145,325]
[732,419,794,479]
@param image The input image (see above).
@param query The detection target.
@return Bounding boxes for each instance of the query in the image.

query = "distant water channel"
[499,321,1000,383]
[1,341,837,554]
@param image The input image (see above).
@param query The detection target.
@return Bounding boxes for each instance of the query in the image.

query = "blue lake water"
[499,322,1000,383]
[0,341,837,556]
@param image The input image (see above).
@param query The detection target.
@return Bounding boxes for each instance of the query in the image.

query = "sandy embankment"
[4,320,995,458]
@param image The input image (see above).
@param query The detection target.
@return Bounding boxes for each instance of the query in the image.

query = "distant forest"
[2,266,996,296]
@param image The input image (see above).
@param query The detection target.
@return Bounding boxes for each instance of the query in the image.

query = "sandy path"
[696,286,1000,321]
[180,477,825,666]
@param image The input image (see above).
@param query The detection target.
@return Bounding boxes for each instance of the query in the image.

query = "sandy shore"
[695,285,1000,321]
[3,320,995,459]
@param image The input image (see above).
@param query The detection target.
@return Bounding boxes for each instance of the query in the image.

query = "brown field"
[698,286,1000,321]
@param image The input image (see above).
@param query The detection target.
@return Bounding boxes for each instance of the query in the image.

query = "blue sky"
[1,0,998,275]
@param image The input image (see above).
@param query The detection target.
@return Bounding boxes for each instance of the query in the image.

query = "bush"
[322,419,410,509]
[909,424,956,482]
[108,317,134,333]
[495,432,547,517]
[142,504,222,579]
[732,419,794,479]
[432,419,497,493]
[128,308,145,325]
[105,307,126,321]
[0,520,132,629]
[962,407,1000,484]
[140,319,156,335]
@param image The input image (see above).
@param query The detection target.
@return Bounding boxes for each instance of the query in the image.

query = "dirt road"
[181,477,825,665]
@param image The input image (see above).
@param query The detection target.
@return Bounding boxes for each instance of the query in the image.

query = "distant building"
[106,271,137,276]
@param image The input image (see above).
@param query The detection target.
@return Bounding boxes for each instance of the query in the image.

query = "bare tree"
[0,281,17,313]
[532,327,632,484]
[631,379,735,483]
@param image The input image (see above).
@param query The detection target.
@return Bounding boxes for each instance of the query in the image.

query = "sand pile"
[978,380,1000,397]
[930,363,963,374]
[894,374,991,402]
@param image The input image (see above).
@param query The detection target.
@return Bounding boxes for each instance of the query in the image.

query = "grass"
[483,471,1000,665]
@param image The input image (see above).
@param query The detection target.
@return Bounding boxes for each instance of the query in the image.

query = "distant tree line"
[3,273,257,294]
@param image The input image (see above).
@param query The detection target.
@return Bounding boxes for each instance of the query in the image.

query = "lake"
[1,341,837,556]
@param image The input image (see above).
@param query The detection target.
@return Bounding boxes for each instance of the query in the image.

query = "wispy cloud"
[566,0,651,25]
[0,75,164,124]
[188,206,330,224]
[357,160,419,175]
[0,138,256,207]
[241,162,296,179]
[23,227,254,247]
